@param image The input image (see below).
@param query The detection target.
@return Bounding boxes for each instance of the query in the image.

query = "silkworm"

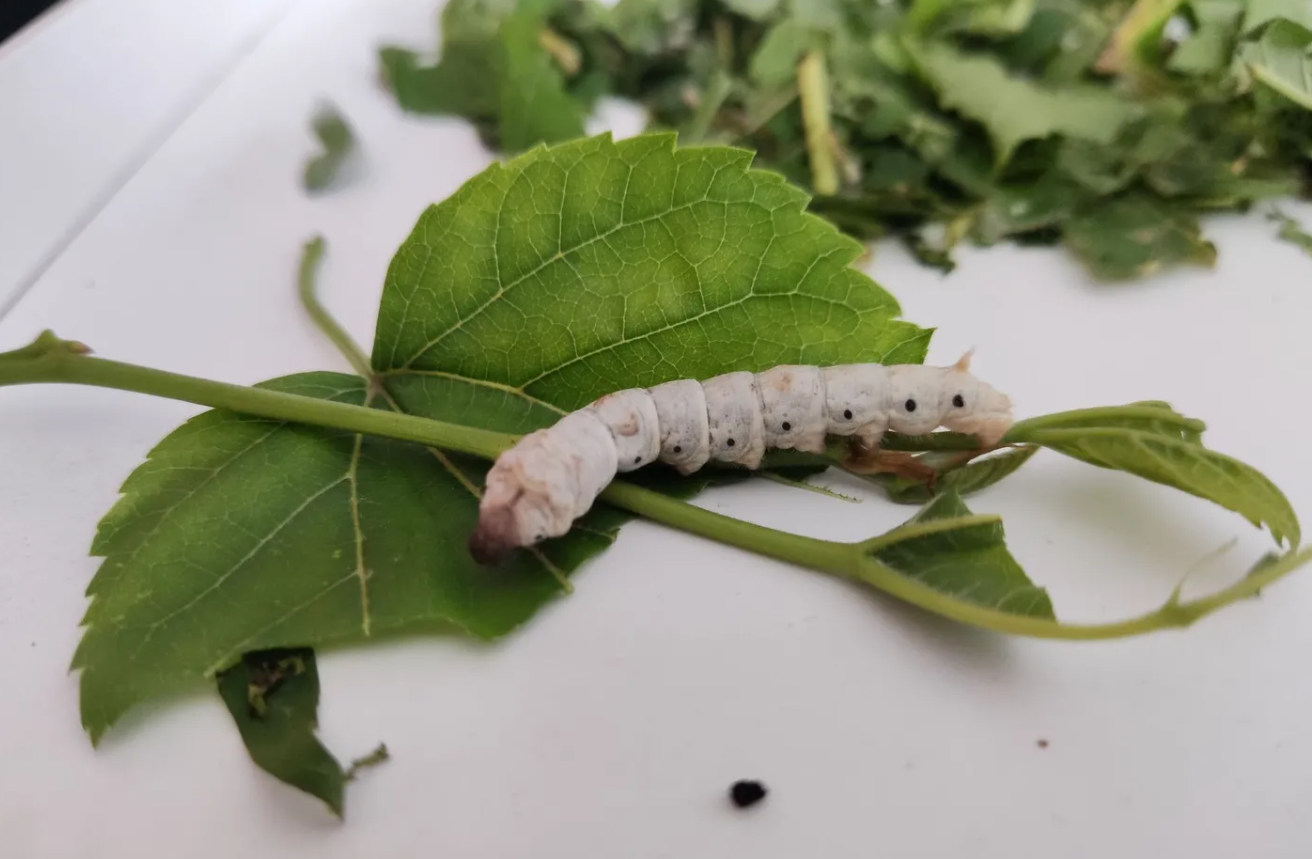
[468,352,1013,564]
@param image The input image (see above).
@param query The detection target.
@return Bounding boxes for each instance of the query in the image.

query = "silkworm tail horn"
[468,505,518,566]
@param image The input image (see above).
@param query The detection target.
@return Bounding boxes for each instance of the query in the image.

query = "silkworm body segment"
[468,353,1012,564]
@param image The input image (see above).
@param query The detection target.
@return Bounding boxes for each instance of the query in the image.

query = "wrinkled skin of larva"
[470,354,1014,563]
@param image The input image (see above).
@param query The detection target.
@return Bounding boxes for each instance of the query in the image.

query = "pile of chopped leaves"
[377,0,1312,279]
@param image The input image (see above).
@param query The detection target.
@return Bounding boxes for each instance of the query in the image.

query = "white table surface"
[0,0,299,312]
[3,1,1312,857]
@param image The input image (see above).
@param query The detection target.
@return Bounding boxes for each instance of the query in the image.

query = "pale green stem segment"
[797,50,838,195]
[297,236,374,380]
[538,27,581,77]
[0,332,512,459]
[2,330,1306,640]
[602,480,1312,639]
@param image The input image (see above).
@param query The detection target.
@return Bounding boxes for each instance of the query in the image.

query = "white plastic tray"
[3,1,1312,856]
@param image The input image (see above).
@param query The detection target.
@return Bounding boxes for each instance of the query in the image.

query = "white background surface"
[0,0,298,311]
[2,1,1312,857]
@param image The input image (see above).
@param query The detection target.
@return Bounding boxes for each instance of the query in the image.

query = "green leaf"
[444,0,522,42]
[73,132,931,742]
[1095,0,1185,74]
[1240,17,1312,111]
[378,44,500,119]
[722,0,780,20]
[748,19,814,87]
[377,0,585,151]
[216,648,349,818]
[902,38,1142,165]
[786,0,848,34]
[998,2,1117,82]
[1168,0,1243,74]
[869,491,1055,619]
[376,0,517,119]
[303,104,357,193]
[379,0,1312,280]
[495,0,587,152]
[74,372,603,742]
[1062,195,1217,279]
[972,172,1089,244]
[869,444,1041,504]
[919,0,1038,38]
[1241,0,1312,34]
[1009,406,1300,549]
[596,0,699,55]
[1268,206,1312,255]
[1009,402,1206,443]
[371,132,928,400]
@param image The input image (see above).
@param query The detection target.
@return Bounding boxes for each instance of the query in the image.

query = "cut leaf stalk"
[798,49,839,195]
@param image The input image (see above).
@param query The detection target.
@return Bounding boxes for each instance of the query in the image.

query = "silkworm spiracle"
[467,352,1013,564]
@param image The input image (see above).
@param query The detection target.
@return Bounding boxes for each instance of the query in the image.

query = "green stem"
[4,332,1308,641]
[600,481,856,574]
[297,237,374,380]
[606,476,1312,640]
[859,514,1002,552]
[0,332,514,460]
[797,50,838,196]
[847,544,1312,640]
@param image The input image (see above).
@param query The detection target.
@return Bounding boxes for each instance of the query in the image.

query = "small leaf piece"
[378,45,500,119]
[868,491,1055,619]
[496,0,587,152]
[1268,207,1312,256]
[1063,196,1217,280]
[722,0,780,19]
[1242,0,1312,35]
[377,0,584,151]
[303,104,357,193]
[1168,0,1243,74]
[749,19,814,86]
[1241,17,1312,111]
[902,39,1141,165]
[1095,0,1184,74]
[216,648,347,817]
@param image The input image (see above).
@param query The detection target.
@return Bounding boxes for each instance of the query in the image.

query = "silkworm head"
[937,361,1013,446]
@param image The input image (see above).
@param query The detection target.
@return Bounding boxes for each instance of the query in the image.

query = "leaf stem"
[847,543,1312,640]
[0,332,514,460]
[599,480,855,574]
[797,50,838,195]
[297,236,375,381]
[603,477,1312,640]
[538,27,581,77]
[4,332,1309,640]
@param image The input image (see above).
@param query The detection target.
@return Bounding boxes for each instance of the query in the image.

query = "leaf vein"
[402,196,731,368]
